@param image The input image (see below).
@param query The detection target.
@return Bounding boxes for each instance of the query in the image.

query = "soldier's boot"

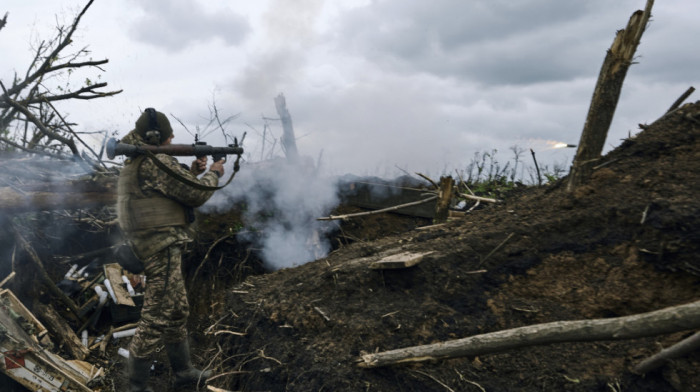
[166,339,212,388]
[127,353,154,392]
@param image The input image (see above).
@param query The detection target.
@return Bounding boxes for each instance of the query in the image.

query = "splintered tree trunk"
[274,93,300,163]
[433,176,454,223]
[358,299,700,368]
[33,302,90,360]
[567,0,653,191]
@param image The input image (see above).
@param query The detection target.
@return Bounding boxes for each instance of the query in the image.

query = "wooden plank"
[0,289,48,339]
[103,263,135,307]
[369,251,434,270]
[0,290,98,392]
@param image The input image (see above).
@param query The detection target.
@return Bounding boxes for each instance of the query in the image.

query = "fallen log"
[633,330,700,374]
[33,302,90,360]
[358,299,700,368]
[0,177,116,213]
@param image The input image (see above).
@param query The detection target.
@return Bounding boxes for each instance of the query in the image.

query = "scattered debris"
[0,288,103,391]
[369,251,435,270]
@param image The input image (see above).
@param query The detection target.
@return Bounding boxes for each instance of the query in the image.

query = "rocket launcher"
[106,137,243,162]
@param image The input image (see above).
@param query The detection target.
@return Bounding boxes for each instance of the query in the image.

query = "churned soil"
[128,100,700,392]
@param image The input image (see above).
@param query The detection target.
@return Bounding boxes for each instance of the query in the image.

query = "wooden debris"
[99,326,114,355]
[318,196,438,221]
[459,193,501,204]
[1,289,48,341]
[274,93,300,163]
[207,386,235,392]
[0,177,116,213]
[415,223,446,231]
[369,251,434,270]
[103,263,135,307]
[666,86,695,113]
[313,306,331,322]
[357,299,700,368]
[0,289,100,391]
[634,330,700,374]
[477,233,514,268]
[113,322,138,333]
[13,227,81,319]
[0,271,16,289]
[567,0,654,191]
[33,302,90,361]
[433,177,454,224]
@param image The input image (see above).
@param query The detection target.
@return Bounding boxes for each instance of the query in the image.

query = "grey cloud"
[128,0,250,51]
[333,0,645,85]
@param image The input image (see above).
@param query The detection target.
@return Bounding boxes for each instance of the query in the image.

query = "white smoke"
[202,157,339,270]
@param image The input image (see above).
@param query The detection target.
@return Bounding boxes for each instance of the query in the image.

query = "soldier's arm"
[140,154,219,207]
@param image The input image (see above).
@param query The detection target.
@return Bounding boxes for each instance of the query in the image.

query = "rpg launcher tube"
[106,137,243,160]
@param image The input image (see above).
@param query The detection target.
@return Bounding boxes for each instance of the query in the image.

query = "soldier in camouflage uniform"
[116,108,224,392]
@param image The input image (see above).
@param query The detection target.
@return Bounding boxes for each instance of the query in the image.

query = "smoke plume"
[203,158,339,270]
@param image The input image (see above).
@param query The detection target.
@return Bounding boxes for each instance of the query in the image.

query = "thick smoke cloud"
[202,158,339,270]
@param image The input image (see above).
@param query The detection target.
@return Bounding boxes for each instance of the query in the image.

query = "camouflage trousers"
[129,245,190,358]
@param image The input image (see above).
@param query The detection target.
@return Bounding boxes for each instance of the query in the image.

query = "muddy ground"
[2,101,699,392]
[183,101,700,392]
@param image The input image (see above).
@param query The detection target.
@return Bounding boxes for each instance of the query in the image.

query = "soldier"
[116,108,224,391]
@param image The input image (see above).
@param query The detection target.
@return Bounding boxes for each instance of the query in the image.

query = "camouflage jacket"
[117,130,219,258]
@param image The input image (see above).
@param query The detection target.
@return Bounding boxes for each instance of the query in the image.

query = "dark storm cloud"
[127,0,250,51]
[333,0,649,85]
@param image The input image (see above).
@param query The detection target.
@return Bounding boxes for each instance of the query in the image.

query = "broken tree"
[567,0,654,191]
[274,93,300,163]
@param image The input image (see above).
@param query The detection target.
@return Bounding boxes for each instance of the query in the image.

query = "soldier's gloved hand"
[209,159,225,178]
[190,156,207,176]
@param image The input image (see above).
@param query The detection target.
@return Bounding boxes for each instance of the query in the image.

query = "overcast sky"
[2,0,699,178]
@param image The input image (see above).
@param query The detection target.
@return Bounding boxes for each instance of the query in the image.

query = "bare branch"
[0,12,8,32]
[4,0,97,98]
[43,98,107,167]
[318,195,438,221]
[1,81,81,158]
[0,136,71,159]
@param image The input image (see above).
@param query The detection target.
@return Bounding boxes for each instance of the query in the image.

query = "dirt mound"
[193,102,700,392]
[180,102,700,392]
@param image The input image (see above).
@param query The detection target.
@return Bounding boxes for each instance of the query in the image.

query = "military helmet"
[135,108,173,145]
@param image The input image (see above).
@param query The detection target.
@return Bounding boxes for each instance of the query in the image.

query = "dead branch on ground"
[459,193,501,204]
[189,233,235,292]
[634,330,700,374]
[666,86,695,114]
[318,195,438,221]
[358,299,700,368]
[477,232,514,268]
